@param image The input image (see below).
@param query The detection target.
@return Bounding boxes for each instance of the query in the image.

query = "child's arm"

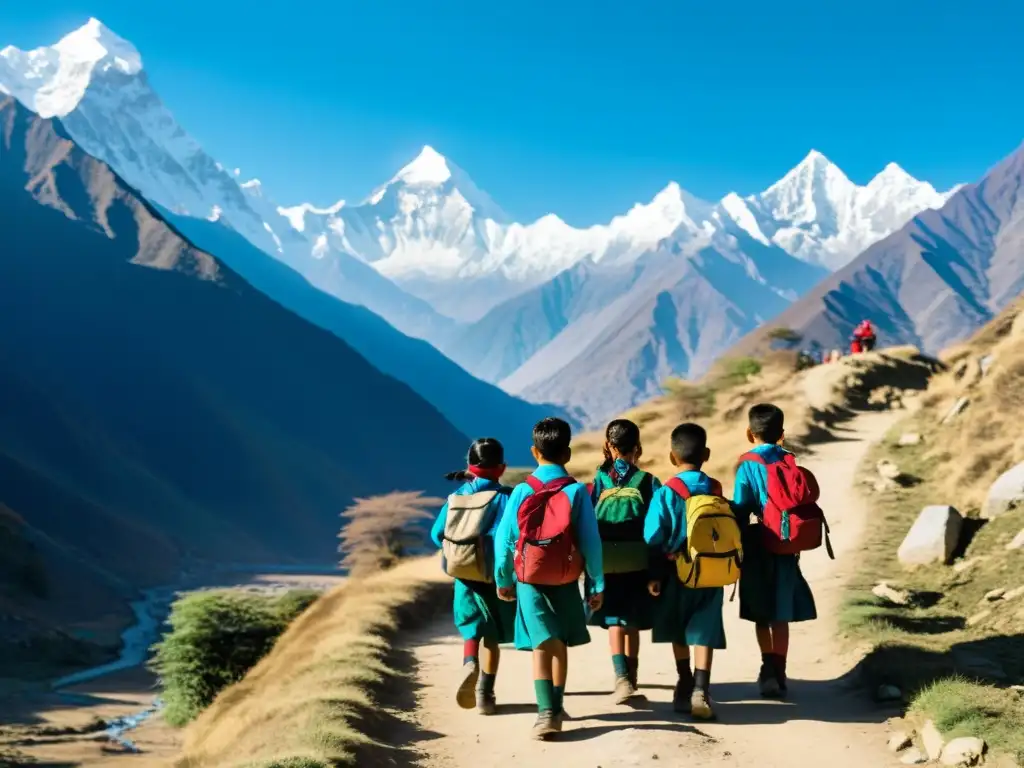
[429,500,448,549]
[574,488,605,596]
[644,486,674,590]
[494,485,525,590]
[732,461,760,517]
[643,486,672,550]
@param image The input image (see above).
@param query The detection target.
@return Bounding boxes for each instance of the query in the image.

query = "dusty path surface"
[410,410,904,768]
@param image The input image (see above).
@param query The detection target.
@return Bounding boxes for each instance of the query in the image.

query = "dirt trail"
[410,410,904,768]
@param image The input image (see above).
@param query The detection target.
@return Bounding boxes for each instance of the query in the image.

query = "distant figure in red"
[851,320,877,354]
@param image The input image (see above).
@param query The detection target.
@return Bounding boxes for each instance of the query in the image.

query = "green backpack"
[594,469,652,574]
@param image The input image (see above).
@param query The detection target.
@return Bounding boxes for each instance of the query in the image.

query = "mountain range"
[0,18,569,452]
[0,94,471,661]
[733,142,1024,358]
[0,19,975,427]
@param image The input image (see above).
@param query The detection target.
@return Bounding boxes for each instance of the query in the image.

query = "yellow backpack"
[664,477,743,588]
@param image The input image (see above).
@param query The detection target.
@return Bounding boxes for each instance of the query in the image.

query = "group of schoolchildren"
[430,403,829,741]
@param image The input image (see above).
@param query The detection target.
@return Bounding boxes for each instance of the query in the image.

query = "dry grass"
[177,557,446,768]
[839,297,1024,762]
[568,348,937,490]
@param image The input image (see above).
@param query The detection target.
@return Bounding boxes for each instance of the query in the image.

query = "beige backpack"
[442,490,503,582]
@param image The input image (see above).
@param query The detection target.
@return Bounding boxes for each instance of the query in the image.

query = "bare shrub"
[662,377,715,420]
[338,492,442,578]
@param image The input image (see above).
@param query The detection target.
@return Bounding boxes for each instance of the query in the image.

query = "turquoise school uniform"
[431,477,517,644]
[644,471,727,649]
[585,465,661,630]
[733,445,818,625]
[494,465,605,651]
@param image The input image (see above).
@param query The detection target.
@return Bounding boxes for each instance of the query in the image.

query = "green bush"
[150,589,319,727]
[711,356,763,390]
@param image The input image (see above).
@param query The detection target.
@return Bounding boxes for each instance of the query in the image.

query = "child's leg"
[551,639,568,714]
[608,626,630,679]
[478,637,500,704]
[693,646,713,691]
[770,622,790,691]
[532,642,556,714]
[625,628,641,687]
[456,638,482,709]
[671,642,693,712]
[690,646,716,719]
[755,622,782,698]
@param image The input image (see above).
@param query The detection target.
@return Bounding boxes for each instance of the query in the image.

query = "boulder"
[878,459,903,480]
[983,587,1006,602]
[888,731,913,753]
[1006,528,1024,551]
[897,506,964,567]
[1003,585,1024,601]
[898,432,923,447]
[983,461,1024,519]
[922,720,944,761]
[941,397,970,424]
[900,748,927,765]
[979,354,995,375]
[967,609,991,626]
[873,582,911,606]
[940,736,985,766]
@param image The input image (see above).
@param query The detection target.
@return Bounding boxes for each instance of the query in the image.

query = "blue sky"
[4,0,1022,225]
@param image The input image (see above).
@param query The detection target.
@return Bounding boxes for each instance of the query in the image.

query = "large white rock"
[898,506,964,566]
[940,736,986,766]
[922,720,945,761]
[983,462,1024,519]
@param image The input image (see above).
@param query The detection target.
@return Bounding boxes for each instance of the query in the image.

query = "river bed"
[13,566,346,760]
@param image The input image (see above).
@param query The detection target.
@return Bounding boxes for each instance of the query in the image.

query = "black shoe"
[673,676,694,713]
[627,657,639,689]
[476,689,496,715]
[773,656,789,696]
[758,660,781,699]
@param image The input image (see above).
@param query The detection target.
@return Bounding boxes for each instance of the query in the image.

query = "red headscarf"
[468,464,506,482]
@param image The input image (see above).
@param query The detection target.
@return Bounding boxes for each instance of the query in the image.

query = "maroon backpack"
[514,475,584,586]
[739,452,834,558]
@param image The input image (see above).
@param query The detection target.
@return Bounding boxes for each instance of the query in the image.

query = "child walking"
[733,404,818,698]
[644,423,739,720]
[587,419,660,704]
[494,417,604,740]
[431,437,516,715]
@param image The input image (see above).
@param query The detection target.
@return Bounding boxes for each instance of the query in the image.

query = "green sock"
[553,685,564,714]
[612,653,629,678]
[534,679,555,713]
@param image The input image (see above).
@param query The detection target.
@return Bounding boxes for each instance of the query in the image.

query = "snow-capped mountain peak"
[722,152,954,270]
[0,18,142,118]
[393,145,453,186]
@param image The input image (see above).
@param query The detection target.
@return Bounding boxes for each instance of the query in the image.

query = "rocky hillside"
[841,297,1024,765]
[0,96,468,672]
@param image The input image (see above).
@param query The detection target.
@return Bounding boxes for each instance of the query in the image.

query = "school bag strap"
[665,476,691,500]
[665,475,723,500]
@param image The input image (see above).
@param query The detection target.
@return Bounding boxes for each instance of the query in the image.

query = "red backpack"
[514,475,584,586]
[739,452,834,558]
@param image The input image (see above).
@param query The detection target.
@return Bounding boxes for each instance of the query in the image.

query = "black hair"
[748,403,785,444]
[601,418,641,471]
[533,417,572,463]
[445,437,505,482]
[670,423,708,466]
